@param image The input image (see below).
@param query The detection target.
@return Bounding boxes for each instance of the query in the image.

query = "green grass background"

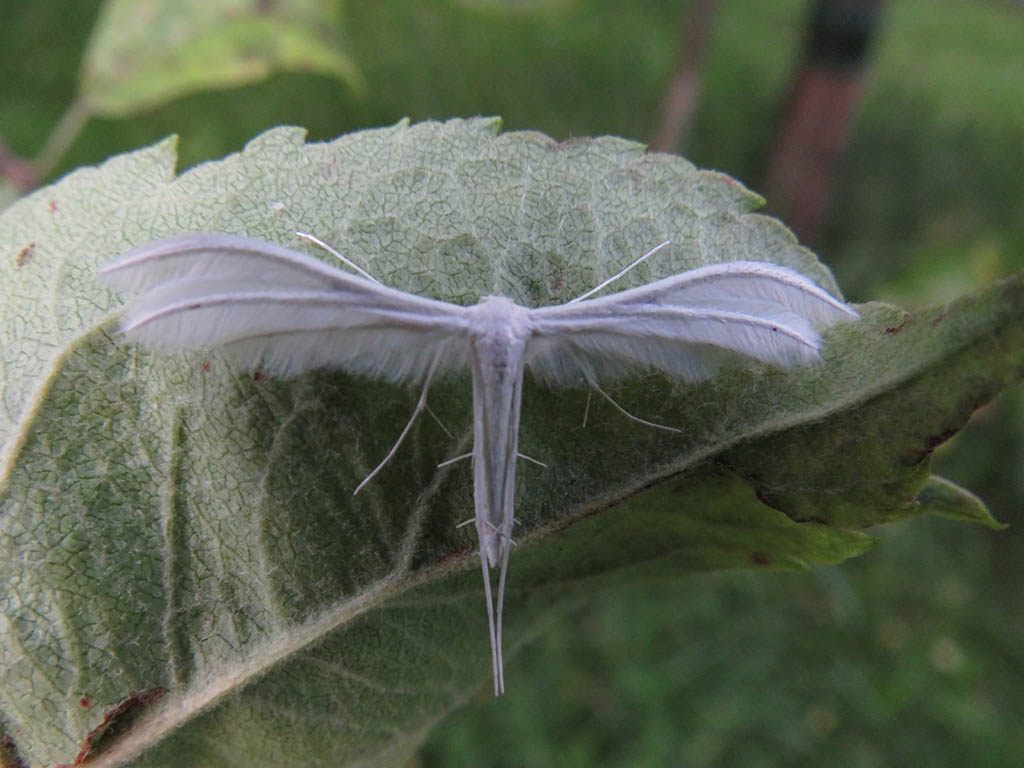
[1,0,1022,764]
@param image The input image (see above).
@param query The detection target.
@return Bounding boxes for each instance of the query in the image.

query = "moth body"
[467,296,532,570]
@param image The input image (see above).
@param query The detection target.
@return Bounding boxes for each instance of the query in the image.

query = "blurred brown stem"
[650,0,719,154]
[0,139,38,191]
[33,97,92,182]
[0,97,92,193]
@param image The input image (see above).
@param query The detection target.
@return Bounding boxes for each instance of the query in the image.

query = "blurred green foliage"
[1,0,1021,764]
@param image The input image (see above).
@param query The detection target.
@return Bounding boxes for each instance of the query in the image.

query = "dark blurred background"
[2,1,1021,765]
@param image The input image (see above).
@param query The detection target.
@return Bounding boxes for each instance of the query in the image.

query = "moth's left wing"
[99,234,471,382]
[526,261,858,385]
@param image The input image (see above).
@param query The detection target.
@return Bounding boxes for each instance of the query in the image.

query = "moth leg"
[515,452,547,468]
[592,384,681,434]
[457,517,517,544]
[438,452,473,468]
[354,367,437,495]
[483,519,517,547]
[425,404,455,439]
[439,452,545,469]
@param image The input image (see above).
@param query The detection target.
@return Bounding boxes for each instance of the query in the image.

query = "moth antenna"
[295,231,380,284]
[354,362,438,494]
[592,384,681,434]
[569,240,672,303]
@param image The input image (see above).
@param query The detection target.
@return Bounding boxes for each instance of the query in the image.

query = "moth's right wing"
[99,234,472,382]
[526,260,858,386]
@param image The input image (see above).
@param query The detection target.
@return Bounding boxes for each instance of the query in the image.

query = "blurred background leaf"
[0,0,1021,765]
[81,0,363,116]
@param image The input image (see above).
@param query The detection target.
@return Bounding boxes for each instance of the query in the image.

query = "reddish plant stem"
[763,0,886,244]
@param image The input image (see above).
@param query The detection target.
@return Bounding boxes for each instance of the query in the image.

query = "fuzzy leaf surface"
[0,119,1011,767]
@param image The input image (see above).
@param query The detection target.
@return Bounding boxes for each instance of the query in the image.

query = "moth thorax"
[468,296,533,345]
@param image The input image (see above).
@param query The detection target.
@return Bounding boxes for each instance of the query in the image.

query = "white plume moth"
[98,232,858,695]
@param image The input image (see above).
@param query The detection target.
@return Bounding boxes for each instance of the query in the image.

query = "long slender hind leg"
[494,545,511,695]
[567,240,679,434]
[300,230,445,496]
[354,368,436,495]
[591,384,680,434]
[479,554,502,696]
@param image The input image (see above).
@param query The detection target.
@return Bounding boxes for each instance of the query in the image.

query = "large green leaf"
[0,119,1012,767]
[80,0,363,117]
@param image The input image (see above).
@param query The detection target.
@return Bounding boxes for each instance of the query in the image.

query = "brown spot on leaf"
[202,361,212,372]
[79,697,92,708]
[253,371,268,383]
[922,426,960,453]
[885,313,909,334]
[58,687,167,767]
[15,242,35,267]
[749,551,771,566]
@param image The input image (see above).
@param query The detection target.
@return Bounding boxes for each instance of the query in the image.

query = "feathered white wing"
[525,261,859,385]
[98,234,472,383]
